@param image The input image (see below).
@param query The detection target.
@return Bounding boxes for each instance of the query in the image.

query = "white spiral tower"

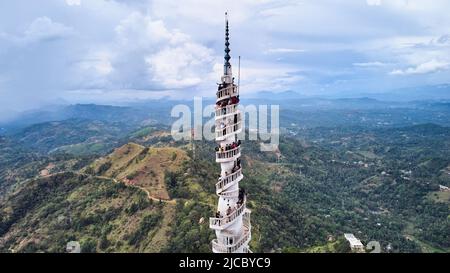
[210,13,252,253]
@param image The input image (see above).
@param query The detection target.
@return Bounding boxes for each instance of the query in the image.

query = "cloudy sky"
[0,0,449,115]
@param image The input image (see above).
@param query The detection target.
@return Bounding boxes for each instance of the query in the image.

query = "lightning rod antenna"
[238,56,241,93]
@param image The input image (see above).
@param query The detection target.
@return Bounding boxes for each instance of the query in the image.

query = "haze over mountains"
[1,83,449,133]
[249,84,450,101]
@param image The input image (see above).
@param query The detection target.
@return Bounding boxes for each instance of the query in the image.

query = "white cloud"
[146,43,214,89]
[390,59,449,75]
[66,0,81,6]
[429,34,450,47]
[149,0,275,26]
[62,88,170,105]
[265,48,305,54]
[111,12,216,90]
[229,60,304,94]
[78,51,113,76]
[366,0,382,6]
[24,17,72,42]
[115,12,188,50]
[353,61,386,67]
[2,0,450,112]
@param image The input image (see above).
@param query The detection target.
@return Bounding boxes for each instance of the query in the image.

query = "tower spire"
[224,12,232,76]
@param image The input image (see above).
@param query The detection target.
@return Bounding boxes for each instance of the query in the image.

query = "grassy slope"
[0,172,169,252]
[0,138,193,253]
[87,143,189,200]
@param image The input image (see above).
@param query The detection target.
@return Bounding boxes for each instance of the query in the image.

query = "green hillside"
[0,111,449,253]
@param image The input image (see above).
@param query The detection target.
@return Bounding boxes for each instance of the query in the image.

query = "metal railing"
[215,104,238,119]
[215,168,242,194]
[211,211,251,253]
[216,146,240,161]
[216,112,241,129]
[210,199,246,230]
[216,121,242,140]
[218,188,239,198]
[216,85,238,102]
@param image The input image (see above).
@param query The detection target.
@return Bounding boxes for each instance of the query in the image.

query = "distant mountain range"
[247,84,450,102]
[1,84,449,135]
[0,103,174,134]
[354,84,450,102]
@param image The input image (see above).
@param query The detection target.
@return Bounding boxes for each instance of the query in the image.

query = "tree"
[81,238,97,253]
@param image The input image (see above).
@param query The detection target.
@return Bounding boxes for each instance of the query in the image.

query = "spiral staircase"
[210,13,251,253]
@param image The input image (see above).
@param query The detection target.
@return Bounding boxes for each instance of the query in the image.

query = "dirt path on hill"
[132,184,177,205]
[95,175,177,205]
[33,171,214,208]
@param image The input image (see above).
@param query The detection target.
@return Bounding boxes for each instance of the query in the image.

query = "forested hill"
[1,120,449,252]
[0,102,449,253]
